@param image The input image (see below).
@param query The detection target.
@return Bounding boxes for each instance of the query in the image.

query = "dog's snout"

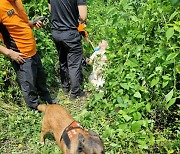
[101,151,105,154]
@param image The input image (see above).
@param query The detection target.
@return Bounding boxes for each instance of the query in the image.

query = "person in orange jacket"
[0,0,54,110]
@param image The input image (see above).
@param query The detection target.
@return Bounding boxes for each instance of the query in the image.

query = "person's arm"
[14,0,43,29]
[28,21,34,28]
[0,45,26,64]
[78,5,87,23]
[78,0,87,23]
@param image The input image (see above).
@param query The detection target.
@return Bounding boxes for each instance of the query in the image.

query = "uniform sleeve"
[77,0,86,5]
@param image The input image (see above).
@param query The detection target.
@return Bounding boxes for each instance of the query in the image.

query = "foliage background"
[0,0,180,153]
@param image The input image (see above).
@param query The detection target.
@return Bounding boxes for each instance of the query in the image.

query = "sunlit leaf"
[166,28,174,40]
[120,83,129,90]
[133,112,142,120]
[169,11,178,22]
[176,65,180,74]
[134,92,141,98]
[150,77,159,87]
[174,25,180,33]
[132,121,142,132]
[145,103,151,112]
[166,98,176,109]
[166,53,178,61]
[123,115,132,121]
[165,89,174,102]
[162,81,169,88]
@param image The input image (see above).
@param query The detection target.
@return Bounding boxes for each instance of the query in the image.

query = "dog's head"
[75,130,105,154]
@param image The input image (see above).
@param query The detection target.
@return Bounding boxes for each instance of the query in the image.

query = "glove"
[78,23,88,38]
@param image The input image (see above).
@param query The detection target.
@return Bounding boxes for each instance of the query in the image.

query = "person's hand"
[34,20,43,29]
[8,49,26,64]
[33,16,44,29]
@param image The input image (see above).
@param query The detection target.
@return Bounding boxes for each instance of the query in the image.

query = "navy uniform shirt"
[48,0,86,31]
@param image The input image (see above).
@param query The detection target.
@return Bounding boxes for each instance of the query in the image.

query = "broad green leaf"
[118,123,128,129]
[150,77,159,87]
[119,110,126,115]
[176,65,180,74]
[162,81,169,88]
[162,75,171,80]
[123,115,132,121]
[145,103,151,112]
[166,28,174,40]
[141,120,149,128]
[117,97,123,104]
[134,92,141,98]
[120,83,129,90]
[133,112,142,120]
[166,53,178,61]
[124,58,139,68]
[165,89,174,102]
[166,98,176,109]
[174,25,180,33]
[155,66,162,72]
[131,121,142,132]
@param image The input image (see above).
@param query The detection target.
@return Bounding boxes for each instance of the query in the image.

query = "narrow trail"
[53,88,91,117]
[50,63,92,116]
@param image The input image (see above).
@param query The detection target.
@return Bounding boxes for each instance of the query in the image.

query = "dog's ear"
[78,133,85,152]
[88,130,99,137]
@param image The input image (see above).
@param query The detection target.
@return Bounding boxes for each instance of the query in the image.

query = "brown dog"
[37,104,105,154]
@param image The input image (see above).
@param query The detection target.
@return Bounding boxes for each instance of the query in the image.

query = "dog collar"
[60,121,83,149]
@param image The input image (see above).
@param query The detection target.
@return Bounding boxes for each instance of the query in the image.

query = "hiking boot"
[70,91,86,101]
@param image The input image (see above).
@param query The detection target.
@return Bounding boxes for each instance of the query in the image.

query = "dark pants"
[12,53,52,110]
[52,30,83,96]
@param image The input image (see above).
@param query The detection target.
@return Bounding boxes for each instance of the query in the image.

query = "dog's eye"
[101,151,105,154]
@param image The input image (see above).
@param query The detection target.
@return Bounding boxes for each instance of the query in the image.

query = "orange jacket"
[0,0,36,58]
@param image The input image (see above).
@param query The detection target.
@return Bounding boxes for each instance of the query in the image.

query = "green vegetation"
[0,0,180,153]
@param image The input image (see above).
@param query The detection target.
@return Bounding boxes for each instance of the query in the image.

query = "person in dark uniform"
[48,0,87,100]
[0,0,54,110]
